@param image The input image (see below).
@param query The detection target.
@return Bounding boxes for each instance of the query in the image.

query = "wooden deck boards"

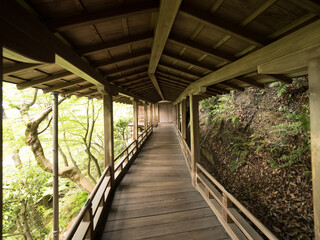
[100,123,230,240]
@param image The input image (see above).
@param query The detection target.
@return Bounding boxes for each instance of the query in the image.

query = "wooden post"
[309,56,320,240]
[189,94,200,186]
[0,46,3,240]
[177,103,181,131]
[132,99,138,140]
[144,102,148,129]
[222,193,233,223]
[103,93,114,187]
[151,104,154,127]
[181,99,186,140]
[52,92,59,240]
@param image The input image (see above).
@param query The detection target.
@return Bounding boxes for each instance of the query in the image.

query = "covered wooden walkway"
[100,123,229,240]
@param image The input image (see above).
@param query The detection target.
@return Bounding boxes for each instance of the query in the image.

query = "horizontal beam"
[156,70,194,82]
[120,77,150,86]
[219,81,244,91]
[158,62,201,79]
[109,69,148,82]
[93,50,150,69]
[179,4,267,46]
[42,78,85,93]
[77,32,153,56]
[17,71,73,90]
[175,20,320,103]
[49,1,159,32]
[236,76,264,88]
[169,35,236,62]
[62,84,94,96]
[106,62,148,76]
[76,89,97,98]
[3,62,41,75]
[162,51,216,72]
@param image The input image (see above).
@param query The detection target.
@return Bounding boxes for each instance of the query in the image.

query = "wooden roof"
[1,0,320,104]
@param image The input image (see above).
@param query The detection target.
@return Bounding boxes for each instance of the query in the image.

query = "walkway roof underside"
[1,0,320,104]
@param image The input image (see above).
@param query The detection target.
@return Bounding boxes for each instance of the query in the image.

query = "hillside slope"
[199,77,313,239]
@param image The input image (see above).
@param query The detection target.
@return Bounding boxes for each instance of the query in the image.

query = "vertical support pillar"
[150,104,154,127]
[309,56,320,240]
[189,94,200,186]
[52,92,59,240]
[103,94,114,187]
[144,102,148,129]
[177,103,181,131]
[0,46,3,240]
[132,99,138,140]
[174,104,178,127]
[181,99,186,140]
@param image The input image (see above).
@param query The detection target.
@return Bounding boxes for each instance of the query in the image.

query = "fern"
[277,83,287,97]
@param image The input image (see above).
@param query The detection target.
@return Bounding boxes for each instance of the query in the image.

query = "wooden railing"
[65,126,153,240]
[176,128,277,240]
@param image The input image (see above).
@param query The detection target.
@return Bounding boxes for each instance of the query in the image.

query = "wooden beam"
[157,73,191,85]
[42,79,85,93]
[258,44,320,75]
[0,1,109,88]
[93,50,150,69]
[61,84,94,96]
[77,89,97,98]
[157,76,188,87]
[308,56,320,240]
[0,19,55,64]
[132,99,139,140]
[49,1,159,32]
[3,62,41,76]
[156,70,194,83]
[109,69,148,82]
[240,0,277,27]
[103,93,114,186]
[148,0,182,74]
[236,76,264,88]
[289,0,320,17]
[219,81,244,91]
[148,0,181,100]
[158,80,186,90]
[268,74,293,84]
[159,62,204,78]
[169,35,236,62]
[179,5,267,46]
[162,51,216,72]
[0,46,3,240]
[181,99,186,139]
[175,20,320,103]
[149,73,165,100]
[17,71,73,90]
[78,32,153,56]
[144,102,148,127]
[131,84,154,92]
[120,77,150,87]
[106,62,148,76]
[189,94,200,186]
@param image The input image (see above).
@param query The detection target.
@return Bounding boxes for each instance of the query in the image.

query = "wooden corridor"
[100,123,230,240]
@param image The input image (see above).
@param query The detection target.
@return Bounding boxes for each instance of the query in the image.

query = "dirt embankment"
[200,77,313,239]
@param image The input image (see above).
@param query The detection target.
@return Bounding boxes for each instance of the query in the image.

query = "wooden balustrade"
[65,126,153,240]
[176,127,277,240]
[196,163,278,240]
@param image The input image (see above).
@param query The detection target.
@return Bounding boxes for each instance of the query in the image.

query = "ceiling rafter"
[236,76,264,88]
[179,5,267,47]
[105,62,148,76]
[218,81,244,91]
[162,51,216,72]
[108,69,148,82]
[159,62,204,78]
[62,84,95,96]
[147,0,182,100]
[156,70,194,82]
[93,50,150,69]
[3,62,42,76]
[120,77,150,87]
[77,32,154,56]
[42,78,85,93]
[49,1,159,32]
[17,71,73,90]
[169,35,236,62]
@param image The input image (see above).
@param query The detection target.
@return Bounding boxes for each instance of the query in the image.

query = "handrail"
[64,166,111,240]
[65,125,153,240]
[196,163,278,240]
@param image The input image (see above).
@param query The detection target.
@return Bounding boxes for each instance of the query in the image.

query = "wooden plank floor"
[100,123,230,240]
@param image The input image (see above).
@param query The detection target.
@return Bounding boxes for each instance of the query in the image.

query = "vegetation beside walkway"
[200,77,313,239]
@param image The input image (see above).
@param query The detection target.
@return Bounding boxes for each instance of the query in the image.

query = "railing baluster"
[222,192,233,223]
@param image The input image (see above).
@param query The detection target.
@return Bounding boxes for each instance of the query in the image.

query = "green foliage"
[269,81,288,97]
[3,163,52,239]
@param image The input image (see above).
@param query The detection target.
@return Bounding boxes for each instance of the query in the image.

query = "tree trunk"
[24,97,95,193]
[19,201,33,240]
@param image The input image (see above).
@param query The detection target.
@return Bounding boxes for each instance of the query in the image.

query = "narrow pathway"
[100,123,230,240]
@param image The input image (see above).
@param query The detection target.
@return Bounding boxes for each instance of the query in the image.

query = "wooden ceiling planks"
[2,0,319,104]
